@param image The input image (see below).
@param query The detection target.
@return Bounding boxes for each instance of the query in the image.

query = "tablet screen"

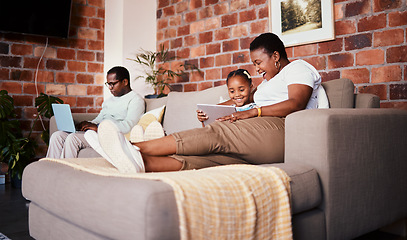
[197,104,236,126]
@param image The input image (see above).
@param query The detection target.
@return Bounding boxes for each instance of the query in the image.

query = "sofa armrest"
[49,113,99,136]
[354,93,380,108]
[285,109,407,240]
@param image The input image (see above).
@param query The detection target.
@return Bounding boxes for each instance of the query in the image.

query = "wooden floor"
[0,182,404,240]
[0,183,32,240]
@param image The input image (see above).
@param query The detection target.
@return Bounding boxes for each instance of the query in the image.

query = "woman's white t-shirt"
[253,60,321,109]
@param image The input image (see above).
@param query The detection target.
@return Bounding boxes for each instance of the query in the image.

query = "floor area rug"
[0,233,11,240]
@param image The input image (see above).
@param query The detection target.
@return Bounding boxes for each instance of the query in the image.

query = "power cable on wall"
[34,37,49,131]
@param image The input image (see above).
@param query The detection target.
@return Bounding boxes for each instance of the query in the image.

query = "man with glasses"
[46,66,144,159]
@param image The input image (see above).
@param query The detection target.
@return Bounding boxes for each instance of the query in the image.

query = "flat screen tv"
[0,0,72,39]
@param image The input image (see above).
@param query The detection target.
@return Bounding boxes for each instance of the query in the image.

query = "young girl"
[197,69,255,126]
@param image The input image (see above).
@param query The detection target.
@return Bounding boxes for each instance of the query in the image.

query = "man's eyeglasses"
[105,80,121,88]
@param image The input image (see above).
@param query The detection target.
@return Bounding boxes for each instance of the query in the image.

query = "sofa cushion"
[163,85,229,134]
[145,96,168,112]
[354,93,380,108]
[137,105,166,130]
[125,105,166,142]
[321,78,355,108]
[271,163,322,215]
[77,147,101,158]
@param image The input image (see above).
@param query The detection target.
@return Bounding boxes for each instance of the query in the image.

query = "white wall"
[104,0,156,99]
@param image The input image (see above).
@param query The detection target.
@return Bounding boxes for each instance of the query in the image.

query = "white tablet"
[197,104,236,126]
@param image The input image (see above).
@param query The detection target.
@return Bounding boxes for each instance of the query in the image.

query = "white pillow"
[137,105,166,130]
[317,85,330,109]
[124,105,166,141]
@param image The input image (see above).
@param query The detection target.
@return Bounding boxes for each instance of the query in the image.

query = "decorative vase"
[145,94,159,99]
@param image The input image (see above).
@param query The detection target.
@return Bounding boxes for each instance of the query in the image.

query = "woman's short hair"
[226,69,252,86]
[107,66,130,81]
[249,33,288,60]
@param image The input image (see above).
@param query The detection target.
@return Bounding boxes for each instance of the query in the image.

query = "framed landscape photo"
[269,0,335,47]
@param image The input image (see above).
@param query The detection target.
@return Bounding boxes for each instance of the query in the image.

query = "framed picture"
[269,0,335,47]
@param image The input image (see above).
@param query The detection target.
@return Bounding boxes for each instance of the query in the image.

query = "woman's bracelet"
[256,106,262,117]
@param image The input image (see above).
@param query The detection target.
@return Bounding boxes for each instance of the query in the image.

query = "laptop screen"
[52,104,76,133]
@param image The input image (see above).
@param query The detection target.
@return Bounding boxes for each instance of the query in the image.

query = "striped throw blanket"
[42,157,292,240]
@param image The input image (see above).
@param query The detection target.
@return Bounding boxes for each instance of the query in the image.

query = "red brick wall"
[157,0,407,110]
[0,0,105,156]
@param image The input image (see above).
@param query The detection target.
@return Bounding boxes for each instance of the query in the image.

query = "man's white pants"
[46,131,91,158]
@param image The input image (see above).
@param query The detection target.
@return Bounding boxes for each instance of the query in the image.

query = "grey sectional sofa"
[22,78,407,240]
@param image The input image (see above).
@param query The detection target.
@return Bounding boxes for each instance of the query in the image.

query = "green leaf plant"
[128,44,201,97]
[0,90,63,179]
[34,93,64,144]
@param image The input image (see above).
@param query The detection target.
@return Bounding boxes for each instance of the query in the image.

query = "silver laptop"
[52,104,76,133]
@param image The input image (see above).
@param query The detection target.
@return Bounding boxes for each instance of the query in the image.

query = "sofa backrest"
[321,78,355,108]
[145,85,229,135]
[354,93,380,108]
[321,78,379,108]
[145,78,380,134]
[161,85,229,134]
[49,79,379,137]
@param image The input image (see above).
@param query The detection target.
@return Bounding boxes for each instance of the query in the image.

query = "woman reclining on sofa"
[96,32,323,173]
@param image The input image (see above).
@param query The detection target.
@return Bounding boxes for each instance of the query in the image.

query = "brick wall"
[156,0,407,110]
[0,0,105,156]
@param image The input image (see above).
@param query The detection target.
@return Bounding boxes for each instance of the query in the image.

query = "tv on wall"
[0,0,73,39]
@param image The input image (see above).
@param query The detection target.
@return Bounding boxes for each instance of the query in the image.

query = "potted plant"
[0,90,63,187]
[128,44,200,98]
[0,90,36,187]
[34,93,64,145]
